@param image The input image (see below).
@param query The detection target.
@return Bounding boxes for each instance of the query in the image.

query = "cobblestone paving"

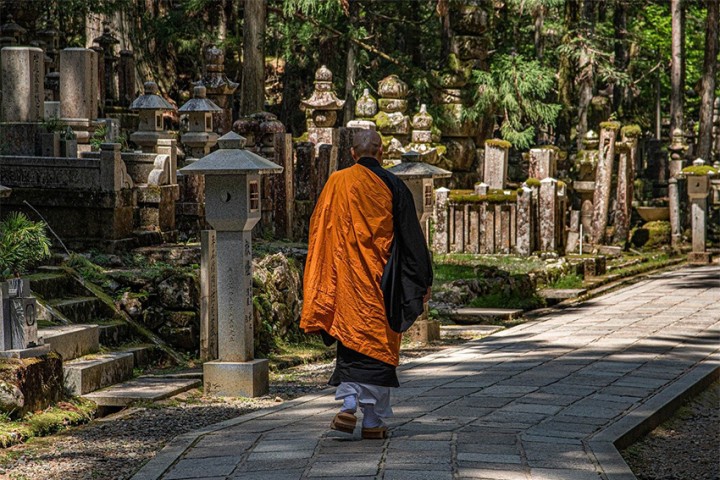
[138,266,720,480]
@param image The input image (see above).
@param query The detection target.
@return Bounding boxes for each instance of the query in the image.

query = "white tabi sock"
[341,394,357,414]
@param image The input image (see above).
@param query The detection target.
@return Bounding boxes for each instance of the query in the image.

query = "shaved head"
[351,129,383,160]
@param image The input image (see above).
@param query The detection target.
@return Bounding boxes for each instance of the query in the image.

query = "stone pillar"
[687,169,712,264]
[433,187,451,254]
[539,178,558,252]
[566,210,581,254]
[301,65,344,152]
[667,128,688,247]
[376,74,410,162]
[528,147,557,180]
[483,140,509,190]
[118,50,136,108]
[276,133,295,240]
[590,122,620,244]
[60,48,98,145]
[200,229,218,362]
[1,47,45,123]
[99,143,127,192]
[613,142,632,244]
[516,185,532,255]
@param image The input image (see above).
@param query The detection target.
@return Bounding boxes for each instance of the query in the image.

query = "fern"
[0,212,52,279]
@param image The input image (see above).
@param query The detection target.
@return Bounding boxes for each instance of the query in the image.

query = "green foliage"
[548,273,584,289]
[464,54,561,149]
[469,292,544,311]
[682,165,718,176]
[0,213,51,279]
[89,123,108,152]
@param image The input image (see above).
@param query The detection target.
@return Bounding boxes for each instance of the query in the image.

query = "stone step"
[440,324,504,337]
[442,307,524,325]
[538,288,588,300]
[50,296,115,323]
[38,324,100,361]
[64,351,135,395]
[27,272,88,300]
[82,377,201,407]
[98,320,133,347]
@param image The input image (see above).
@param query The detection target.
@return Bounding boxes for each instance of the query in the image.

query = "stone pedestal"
[668,178,681,248]
[528,147,557,180]
[406,317,440,344]
[688,174,709,257]
[203,359,269,397]
[515,185,533,255]
[1,47,45,123]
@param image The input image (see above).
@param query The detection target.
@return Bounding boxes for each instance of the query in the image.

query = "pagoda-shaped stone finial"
[355,88,377,119]
[376,75,411,162]
[301,65,344,147]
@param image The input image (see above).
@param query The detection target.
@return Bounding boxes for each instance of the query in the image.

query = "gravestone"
[590,122,619,244]
[539,178,558,252]
[483,140,509,190]
[59,48,99,145]
[1,47,45,123]
[516,185,533,255]
[528,147,557,180]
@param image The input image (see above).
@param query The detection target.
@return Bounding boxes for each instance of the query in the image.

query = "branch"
[268,6,409,70]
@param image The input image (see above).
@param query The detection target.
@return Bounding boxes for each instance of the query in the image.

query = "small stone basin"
[636,206,670,222]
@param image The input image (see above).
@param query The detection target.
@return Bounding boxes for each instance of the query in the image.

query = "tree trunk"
[612,0,628,114]
[240,0,266,116]
[440,8,452,61]
[343,0,359,125]
[557,0,578,146]
[216,0,228,43]
[533,5,544,60]
[576,0,596,150]
[670,0,685,134]
[697,0,719,161]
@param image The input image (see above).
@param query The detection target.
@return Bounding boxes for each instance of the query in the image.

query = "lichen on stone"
[485,139,512,149]
[681,165,718,176]
[524,178,541,188]
[599,121,622,131]
[621,124,642,138]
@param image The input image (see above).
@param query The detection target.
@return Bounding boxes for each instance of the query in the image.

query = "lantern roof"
[130,81,176,111]
[387,150,452,179]
[179,132,283,176]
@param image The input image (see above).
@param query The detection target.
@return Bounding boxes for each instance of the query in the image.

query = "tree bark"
[576,0,596,150]
[240,0,266,116]
[343,0,360,125]
[612,0,628,114]
[697,0,719,161]
[534,5,544,60]
[670,0,685,134]
[557,0,578,146]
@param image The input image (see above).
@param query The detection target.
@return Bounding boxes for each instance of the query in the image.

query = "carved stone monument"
[301,65,345,150]
[59,48,99,146]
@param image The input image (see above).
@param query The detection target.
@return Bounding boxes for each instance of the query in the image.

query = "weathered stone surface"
[590,126,618,244]
[433,188,451,254]
[0,353,63,418]
[355,88,377,118]
[60,48,98,122]
[539,178,557,252]
[528,148,557,180]
[1,47,45,122]
[204,359,268,397]
[453,35,489,61]
[378,98,408,114]
[39,324,99,361]
[64,351,134,395]
[612,143,633,244]
[443,137,477,171]
[483,141,509,189]
[516,186,532,256]
[378,74,408,99]
[158,273,198,310]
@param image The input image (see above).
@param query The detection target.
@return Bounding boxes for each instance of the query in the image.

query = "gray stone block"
[39,324,99,361]
[64,351,134,395]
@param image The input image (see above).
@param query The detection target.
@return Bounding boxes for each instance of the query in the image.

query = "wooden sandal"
[361,426,388,439]
[330,412,357,434]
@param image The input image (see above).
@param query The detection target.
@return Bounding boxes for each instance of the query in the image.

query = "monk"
[300,129,433,439]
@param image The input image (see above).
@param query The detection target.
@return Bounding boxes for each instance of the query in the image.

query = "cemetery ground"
[0,251,717,480]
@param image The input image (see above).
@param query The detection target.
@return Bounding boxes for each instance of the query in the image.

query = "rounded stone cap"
[144,81,159,95]
[378,74,408,99]
[315,65,333,82]
[194,85,207,98]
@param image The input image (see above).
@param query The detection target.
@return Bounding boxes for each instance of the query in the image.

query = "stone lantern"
[92,21,120,106]
[179,85,222,160]
[387,150,451,344]
[129,81,176,153]
[684,159,715,264]
[179,132,283,397]
[301,65,345,148]
[0,15,26,48]
[194,45,238,134]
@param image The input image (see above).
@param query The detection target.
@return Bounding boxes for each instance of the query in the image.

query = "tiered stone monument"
[375,74,410,162]
[668,128,688,247]
[346,88,377,130]
[408,104,438,163]
[301,65,345,150]
[59,48,99,148]
[179,86,222,159]
[92,21,120,109]
[574,131,599,242]
[528,147,558,180]
[129,81,176,153]
[0,15,26,49]
[180,132,282,397]
[0,279,49,359]
[194,45,238,135]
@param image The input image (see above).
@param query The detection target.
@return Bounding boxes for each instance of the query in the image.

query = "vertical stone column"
[118,50,136,108]
[293,142,314,240]
[516,186,532,255]
[60,48,98,145]
[686,167,712,264]
[528,147,557,180]
[200,229,218,362]
[667,128,688,248]
[433,187,450,254]
[1,47,45,122]
[566,210,581,254]
[613,142,632,244]
[539,178,558,252]
[99,143,123,192]
[668,178,681,247]
[276,132,294,240]
[590,122,620,244]
[483,140,509,190]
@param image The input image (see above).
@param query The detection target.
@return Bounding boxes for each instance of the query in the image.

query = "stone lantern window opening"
[424,183,433,208]
[206,114,212,131]
[249,180,260,212]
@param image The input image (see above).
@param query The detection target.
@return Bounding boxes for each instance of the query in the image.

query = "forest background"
[1,0,718,158]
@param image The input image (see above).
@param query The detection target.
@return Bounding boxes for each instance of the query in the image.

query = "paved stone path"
[134,266,720,480]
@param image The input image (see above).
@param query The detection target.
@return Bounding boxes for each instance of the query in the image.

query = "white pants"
[335,382,393,418]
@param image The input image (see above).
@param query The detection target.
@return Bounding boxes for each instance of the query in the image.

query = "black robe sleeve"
[358,158,434,333]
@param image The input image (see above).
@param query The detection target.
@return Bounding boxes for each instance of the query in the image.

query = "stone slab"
[0,344,51,358]
[64,351,134,395]
[538,289,587,300]
[38,324,99,361]
[83,377,201,407]
[444,308,524,324]
[204,359,269,398]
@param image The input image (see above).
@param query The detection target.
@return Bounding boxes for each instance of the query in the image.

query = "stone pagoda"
[346,88,377,130]
[194,45,239,135]
[179,85,222,160]
[375,74,411,161]
[301,65,345,149]
[129,81,176,153]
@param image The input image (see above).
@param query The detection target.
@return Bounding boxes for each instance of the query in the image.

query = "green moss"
[599,121,622,131]
[450,188,518,204]
[557,180,567,189]
[681,165,718,176]
[373,111,393,131]
[524,178,541,188]
[485,139,512,149]
[621,124,642,138]
[292,132,309,143]
[630,221,671,250]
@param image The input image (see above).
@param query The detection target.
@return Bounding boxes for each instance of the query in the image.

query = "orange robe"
[300,163,401,366]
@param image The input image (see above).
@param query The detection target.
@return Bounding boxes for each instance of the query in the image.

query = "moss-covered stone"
[485,139,512,149]
[0,353,63,419]
[681,165,718,176]
[450,188,518,204]
[524,178,541,188]
[621,124,642,138]
[630,221,671,250]
[599,121,622,131]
